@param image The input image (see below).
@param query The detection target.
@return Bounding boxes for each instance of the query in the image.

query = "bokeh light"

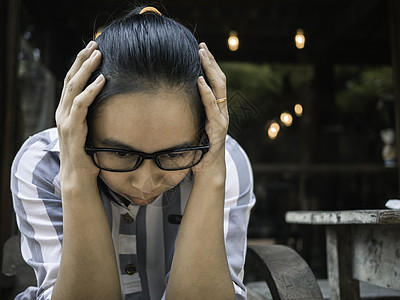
[228,31,239,51]
[294,104,303,116]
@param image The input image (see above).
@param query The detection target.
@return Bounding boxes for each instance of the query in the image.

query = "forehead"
[91,91,199,152]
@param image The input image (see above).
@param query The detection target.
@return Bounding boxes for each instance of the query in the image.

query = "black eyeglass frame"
[85,144,210,172]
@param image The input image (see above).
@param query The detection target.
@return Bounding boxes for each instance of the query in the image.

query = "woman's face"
[90,90,198,205]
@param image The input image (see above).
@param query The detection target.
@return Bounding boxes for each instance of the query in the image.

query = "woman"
[11,6,255,300]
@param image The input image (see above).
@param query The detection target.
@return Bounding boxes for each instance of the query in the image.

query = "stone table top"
[285,209,400,225]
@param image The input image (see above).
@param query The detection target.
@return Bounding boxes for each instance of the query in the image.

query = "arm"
[223,137,256,298]
[51,42,121,300]
[166,43,236,300]
[11,129,63,300]
[167,157,232,299]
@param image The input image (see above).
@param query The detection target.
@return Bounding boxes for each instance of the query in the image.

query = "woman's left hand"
[192,43,229,177]
[168,45,236,300]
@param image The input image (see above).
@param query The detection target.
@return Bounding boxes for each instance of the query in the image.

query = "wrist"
[193,164,226,189]
[60,171,99,194]
[60,160,99,179]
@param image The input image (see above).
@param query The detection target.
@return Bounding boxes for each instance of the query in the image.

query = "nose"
[129,159,163,193]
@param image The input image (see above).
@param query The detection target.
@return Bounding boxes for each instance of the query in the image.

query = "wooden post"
[0,0,22,260]
[326,226,360,300]
[389,0,400,196]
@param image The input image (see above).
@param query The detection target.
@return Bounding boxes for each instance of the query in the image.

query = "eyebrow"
[100,138,193,153]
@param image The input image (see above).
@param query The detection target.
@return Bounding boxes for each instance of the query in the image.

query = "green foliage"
[217,61,394,164]
[220,62,313,119]
[218,61,314,162]
[335,65,393,113]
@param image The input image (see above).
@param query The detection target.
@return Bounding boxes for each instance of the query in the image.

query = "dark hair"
[87,6,206,134]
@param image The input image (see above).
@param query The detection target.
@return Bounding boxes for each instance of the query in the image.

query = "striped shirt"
[11,127,256,300]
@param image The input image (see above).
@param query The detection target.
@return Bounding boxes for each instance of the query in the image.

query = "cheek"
[162,170,190,188]
[99,172,127,191]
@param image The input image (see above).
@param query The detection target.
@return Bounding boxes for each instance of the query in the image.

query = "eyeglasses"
[85,144,209,172]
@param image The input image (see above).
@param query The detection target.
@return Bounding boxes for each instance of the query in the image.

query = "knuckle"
[73,90,92,109]
[217,80,226,89]
[66,79,85,94]
[208,77,218,85]
[66,81,75,92]
[209,98,217,107]
[76,50,86,62]
[220,73,227,83]
[208,52,216,61]
[72,97,85,110]
[81,57,91,69]
[208,77,225,90]
[55,111,64,126]
[204,87,214,98]
[84,86,95,97]
[64,72,72,85]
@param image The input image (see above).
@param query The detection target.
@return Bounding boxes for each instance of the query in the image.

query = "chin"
[127,195,158,206]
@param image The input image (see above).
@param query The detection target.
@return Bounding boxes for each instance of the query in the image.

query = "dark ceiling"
[21,0,392,79]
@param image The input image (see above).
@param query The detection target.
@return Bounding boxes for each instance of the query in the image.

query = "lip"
[126,195,158,205]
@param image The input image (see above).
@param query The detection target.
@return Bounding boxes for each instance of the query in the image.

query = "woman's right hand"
[55,41,105,180]
[53,44,121,300]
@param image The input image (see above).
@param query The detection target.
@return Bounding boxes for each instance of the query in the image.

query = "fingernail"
[86,41,94,49]
[198,76,206,85]
[90,50,99,59]
[95,74,104,84]
[202,42,209,51]
[200,49,208,58]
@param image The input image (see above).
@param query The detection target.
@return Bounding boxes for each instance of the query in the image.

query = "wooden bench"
[246,244,323,299]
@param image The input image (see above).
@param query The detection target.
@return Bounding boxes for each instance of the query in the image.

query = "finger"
[198,76,228,129]
[199,49,226,98]
[199,42,225,80]
[69,74,105,125]
[199,51,228,117]
[60,41,97,103]
[64,41,97,86]
[61,50,102,114]
[215,96,228,117]
[198,49,228,116]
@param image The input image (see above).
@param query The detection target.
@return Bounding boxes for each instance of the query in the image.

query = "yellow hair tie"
[139,7,162,16]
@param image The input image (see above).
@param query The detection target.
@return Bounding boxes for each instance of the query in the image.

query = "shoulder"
[225,135,253,179]
[11,128,60,187]
[14,128,59,158]
[224,135,254,198]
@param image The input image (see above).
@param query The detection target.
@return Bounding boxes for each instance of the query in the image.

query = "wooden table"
[285,210,400,300]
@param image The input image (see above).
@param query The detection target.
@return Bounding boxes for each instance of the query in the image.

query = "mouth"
[125,195,158,205]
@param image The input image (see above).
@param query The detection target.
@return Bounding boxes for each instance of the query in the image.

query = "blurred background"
[1,0,400,280]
